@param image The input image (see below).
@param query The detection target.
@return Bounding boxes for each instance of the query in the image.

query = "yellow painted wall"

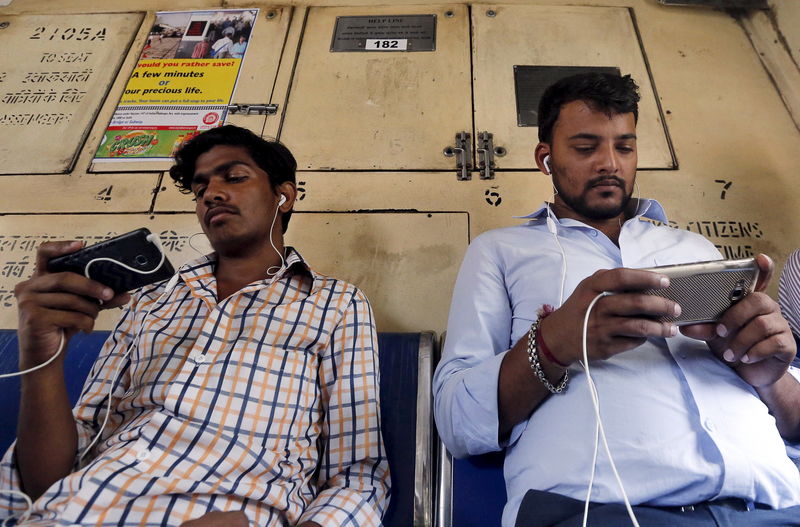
[1,0,798,333]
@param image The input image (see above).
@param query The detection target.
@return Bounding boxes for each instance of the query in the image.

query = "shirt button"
[705,419,716,432]
[136,448,151,461]
[195,354,206,364]
[590,230,598,237]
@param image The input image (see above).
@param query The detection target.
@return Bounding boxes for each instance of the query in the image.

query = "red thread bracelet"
[537,317,569,368]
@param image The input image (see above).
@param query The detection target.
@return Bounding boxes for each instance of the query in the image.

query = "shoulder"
[307,270,372,310]
[470,222,548,253]
[788,249,800,269]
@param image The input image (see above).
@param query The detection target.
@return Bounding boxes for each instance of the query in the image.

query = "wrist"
[526,312,569,394]
[537,323,569,368]
[537,313,572,368]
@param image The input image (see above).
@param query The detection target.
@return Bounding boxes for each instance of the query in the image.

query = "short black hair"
[169,125,297,232]
[537,73,640,143]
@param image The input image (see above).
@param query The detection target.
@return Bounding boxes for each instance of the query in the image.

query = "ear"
[275,181,297,212]
[534,143,551,175]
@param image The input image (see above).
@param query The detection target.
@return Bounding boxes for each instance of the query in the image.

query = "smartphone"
[639,258,759,325]
[48,228,175,293]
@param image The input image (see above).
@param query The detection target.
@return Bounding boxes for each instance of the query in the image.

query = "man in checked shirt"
[3,125,390,526]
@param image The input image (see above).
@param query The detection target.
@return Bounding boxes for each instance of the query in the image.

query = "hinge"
[443,131,472,181]
[476,131,506,180]
[226,103,279,115]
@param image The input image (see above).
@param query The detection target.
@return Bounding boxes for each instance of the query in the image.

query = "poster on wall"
[93,9,257,163]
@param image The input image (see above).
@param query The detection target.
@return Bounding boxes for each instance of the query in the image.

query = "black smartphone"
[48,228,175,293]
[639,258,759,325]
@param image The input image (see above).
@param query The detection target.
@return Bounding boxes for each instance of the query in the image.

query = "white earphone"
[543,154,552,175]
[278,194,286,206]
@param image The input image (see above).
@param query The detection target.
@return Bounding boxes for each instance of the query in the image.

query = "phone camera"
[729,279,747,302]
[135,254,149,267]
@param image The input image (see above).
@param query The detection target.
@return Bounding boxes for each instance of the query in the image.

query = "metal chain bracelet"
[527,316,569,394]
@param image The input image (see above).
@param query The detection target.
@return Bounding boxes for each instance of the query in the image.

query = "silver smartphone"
[639,258,759,325]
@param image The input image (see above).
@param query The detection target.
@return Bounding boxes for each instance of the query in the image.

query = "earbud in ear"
[278,194,287,206]
[543,155,552,175]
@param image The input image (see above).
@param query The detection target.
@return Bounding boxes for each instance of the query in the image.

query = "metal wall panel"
[279,4,472,171]
[472,4,674,170]
[0,12,144,174]
[0,173,158,213]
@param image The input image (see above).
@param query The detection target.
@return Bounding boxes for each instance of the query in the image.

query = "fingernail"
[723,349,735,362]
[669,324,678,337]
[71,241,83,248]
[102,288,114,300]
[660,276,670,288]
[741,353,751,363]
[674,304,682,317]
[716,324,728,337]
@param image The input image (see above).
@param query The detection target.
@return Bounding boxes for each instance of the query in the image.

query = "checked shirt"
[1,248,389,526]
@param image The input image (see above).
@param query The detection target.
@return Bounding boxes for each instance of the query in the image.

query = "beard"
[553,174,633,220]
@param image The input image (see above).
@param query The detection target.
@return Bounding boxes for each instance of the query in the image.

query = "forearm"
[17,363,77,500]
[756,370,800,441]
[498,333,566,441]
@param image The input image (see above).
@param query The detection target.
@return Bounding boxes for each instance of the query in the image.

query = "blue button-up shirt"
[433,200,800,527]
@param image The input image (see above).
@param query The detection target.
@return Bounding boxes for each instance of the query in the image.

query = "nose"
[596,144,619,175]
[202,177,227,204]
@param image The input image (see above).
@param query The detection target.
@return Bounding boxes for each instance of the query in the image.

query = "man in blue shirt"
[433,73,800,526]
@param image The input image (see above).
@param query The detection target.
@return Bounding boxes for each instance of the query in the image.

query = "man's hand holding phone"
[14,241,130,372]
[681,254,797,388]
[538,268,680,367]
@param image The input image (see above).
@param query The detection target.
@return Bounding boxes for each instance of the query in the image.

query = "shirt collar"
[173,245,317,289]
[514,198,668,225]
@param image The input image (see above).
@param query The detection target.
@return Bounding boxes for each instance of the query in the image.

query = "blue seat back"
[452,451,506,526]
[0,330,432,527]
[0,330,109,453]
[378,332,428,527]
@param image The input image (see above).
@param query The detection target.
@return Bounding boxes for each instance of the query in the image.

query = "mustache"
[587,175,625,189]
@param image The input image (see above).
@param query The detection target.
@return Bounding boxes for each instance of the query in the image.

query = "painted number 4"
[96,186,113,201]
[365,39,407,50]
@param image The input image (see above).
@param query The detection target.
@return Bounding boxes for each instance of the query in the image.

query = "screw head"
[486,10,496,17]
[444,10,454,18]
[266,11,277,19]
[0,22,9,29]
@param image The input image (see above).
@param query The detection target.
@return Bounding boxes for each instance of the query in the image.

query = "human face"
[547,100,637,221]
[191,145,279,256]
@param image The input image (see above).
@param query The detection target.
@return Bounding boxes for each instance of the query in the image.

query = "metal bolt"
[0,22,9,29]
[444,10,454,18]
[486,10,496,17]
[266,11,277,19]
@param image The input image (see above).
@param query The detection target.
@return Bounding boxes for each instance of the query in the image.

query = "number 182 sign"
[365,38,408,51]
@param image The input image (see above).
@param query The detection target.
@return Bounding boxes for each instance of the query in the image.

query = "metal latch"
[476,131,506,180]
[443,132,472,181]
[226,103,279,115]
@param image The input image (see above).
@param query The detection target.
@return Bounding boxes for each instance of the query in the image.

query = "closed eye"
[226,171,249,182]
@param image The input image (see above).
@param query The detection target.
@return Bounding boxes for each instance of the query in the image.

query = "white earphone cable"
[580,292,640,527]
[266,197,286,278]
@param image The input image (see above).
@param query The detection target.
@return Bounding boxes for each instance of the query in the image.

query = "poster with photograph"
[93,9,257,161]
